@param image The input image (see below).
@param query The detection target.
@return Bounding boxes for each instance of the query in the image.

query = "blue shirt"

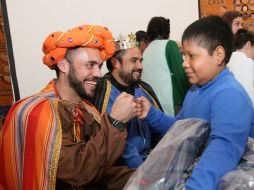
[104,80,167,168]
[146,68,253,190]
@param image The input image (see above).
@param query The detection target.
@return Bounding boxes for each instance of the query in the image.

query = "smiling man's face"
[67,48,103,99]
[117,47,143,86]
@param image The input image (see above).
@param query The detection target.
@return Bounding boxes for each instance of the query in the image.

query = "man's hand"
[136,96,151,119]
[110,92,137,122]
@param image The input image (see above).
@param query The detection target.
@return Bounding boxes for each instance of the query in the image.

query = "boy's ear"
[214,46,225,66]
[57,59,69,73]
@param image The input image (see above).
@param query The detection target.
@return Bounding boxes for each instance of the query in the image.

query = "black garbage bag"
[219,138,254,190]
[124,118,210,190]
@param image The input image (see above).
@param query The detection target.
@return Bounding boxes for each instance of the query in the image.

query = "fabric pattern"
[0,81,61,190]
[0,80,115,190]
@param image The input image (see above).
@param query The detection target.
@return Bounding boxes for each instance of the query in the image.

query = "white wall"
[6,0,199,98]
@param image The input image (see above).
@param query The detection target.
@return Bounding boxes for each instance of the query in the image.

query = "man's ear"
[214,46,226,66]
[57,59,69,73]
[140,41,146,48]
[111,57,121,69]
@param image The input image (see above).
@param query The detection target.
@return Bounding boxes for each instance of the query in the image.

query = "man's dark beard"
[67,65,95,99]
[119,69,142,86]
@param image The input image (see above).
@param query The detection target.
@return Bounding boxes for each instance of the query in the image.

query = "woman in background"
[222,11,243,34]
[227,29,254,103]
[141,16,189,115]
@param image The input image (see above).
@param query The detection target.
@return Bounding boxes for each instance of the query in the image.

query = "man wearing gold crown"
[0,25,139,190]
[93,33,169,169]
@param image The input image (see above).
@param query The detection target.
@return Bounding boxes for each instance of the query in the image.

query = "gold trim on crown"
[116,33,138,50]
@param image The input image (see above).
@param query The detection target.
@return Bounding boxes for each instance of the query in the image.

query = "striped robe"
[0,80,131,190]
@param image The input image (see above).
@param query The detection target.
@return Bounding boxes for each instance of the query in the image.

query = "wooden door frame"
[1,0,20,101]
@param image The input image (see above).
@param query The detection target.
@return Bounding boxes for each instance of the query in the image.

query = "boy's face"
[182,40,225,86]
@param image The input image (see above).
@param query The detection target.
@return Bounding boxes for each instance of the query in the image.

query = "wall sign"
[199,0,254,30]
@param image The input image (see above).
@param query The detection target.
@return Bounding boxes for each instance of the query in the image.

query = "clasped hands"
[110,92,151,123]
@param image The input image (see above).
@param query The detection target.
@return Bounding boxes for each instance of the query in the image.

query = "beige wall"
[6,0,199,98]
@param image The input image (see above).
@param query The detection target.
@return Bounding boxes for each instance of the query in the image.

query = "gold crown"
[115,33,138,50]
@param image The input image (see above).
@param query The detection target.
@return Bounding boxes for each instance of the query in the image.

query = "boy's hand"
[136,96,151,119]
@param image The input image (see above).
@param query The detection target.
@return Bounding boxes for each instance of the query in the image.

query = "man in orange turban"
[0,24,140,190]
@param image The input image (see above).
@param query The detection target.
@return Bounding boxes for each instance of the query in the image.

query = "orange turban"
[42,25,116,69]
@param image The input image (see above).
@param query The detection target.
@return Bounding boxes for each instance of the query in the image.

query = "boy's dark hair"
[182,16,233,64]
[135,30,149,45]
[222,11,242,29]
[106,49,126,71]
[147,16,170,41]
[233,28,254,50]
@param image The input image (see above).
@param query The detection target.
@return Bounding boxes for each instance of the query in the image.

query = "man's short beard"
[67,65,89,99]
[119,70,141,86]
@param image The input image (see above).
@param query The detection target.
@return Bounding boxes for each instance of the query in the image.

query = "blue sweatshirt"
[146,68,253,190]
[105,83,168,168]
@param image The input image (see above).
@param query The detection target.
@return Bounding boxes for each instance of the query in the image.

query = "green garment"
[165,40,189,112]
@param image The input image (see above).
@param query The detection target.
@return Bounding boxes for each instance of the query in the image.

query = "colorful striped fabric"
[0,80,101,190]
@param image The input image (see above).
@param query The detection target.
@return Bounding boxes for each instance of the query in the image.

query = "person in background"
[135,30,150,53]
[142,16,189,115]
[136,16,253,190]
[222,11,243,34]
[249,21,254,33]
[93,33,166,169]
[227,28,254,104]
[0,24,140,190]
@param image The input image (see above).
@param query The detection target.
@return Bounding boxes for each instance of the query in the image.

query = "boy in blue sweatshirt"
[137,16,254,190]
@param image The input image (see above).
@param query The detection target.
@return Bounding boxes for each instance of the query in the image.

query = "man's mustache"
[133,69,143,73]
[84,77,100,82]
